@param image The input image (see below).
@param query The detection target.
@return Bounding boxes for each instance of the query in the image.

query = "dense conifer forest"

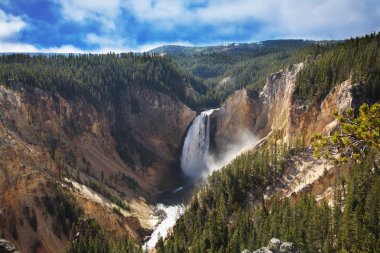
[64,218,142,253]
[0,35,379,111]
[0,40,315,109]
[0,53,206,109]
[160,135,380,253]
[295,33,380,103]
[164,40,314,106]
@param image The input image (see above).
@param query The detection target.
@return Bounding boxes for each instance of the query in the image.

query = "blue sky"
[0,0,379,53]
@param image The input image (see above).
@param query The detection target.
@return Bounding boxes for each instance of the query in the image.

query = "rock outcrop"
[288,79,363,144]
[212,64,304,154]
[213,62,359,153]
[211,88,260,155]
[211,63,359,207]
[268,238,282,252]
[0,239,20,253]
[242,238,299,253]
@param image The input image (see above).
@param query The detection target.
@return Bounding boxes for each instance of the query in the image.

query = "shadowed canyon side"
[0,84,195,194]
[117,86,196,190]
[0,83,195,253]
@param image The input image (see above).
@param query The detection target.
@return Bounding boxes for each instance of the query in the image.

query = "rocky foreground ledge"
[242,238,300,253]
[0,239,20,253]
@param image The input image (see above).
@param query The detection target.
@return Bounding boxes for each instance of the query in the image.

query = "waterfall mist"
[206,130,257,178]
[181,109,257,181]
[143,111,257,251]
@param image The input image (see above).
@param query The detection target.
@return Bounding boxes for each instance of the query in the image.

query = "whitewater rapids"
[143,204,184,251]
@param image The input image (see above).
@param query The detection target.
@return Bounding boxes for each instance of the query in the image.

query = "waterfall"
[142,109,216,251]
[143,108,257,251]
[181,109,216,180]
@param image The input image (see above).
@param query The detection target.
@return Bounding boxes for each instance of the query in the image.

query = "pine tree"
[156,236,165,253]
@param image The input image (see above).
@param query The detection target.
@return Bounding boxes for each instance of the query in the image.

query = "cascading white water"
[142,110,216,251]
[143,108,257,251]
[143,204,184,251]
[180,109,216,180]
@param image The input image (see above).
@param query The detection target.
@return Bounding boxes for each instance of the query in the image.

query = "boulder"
[279,242,295,253]
[0,239,18,252]
[268,238,282,252]
[249,238,300,253]
[242,250,252,253]
[253,247,272,253]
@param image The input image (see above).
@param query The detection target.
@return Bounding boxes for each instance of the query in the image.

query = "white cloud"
[256,0,380,39]
[85,31,194,52]
[121,0,380,40]
[0,40,174,54]
[0,10,87,53]
[85,33,125,48]
[0,42,87,53]
[0,9,27,40]
[122,0,191,28]
[0,42,37,52]
[48,0,380,51]
[40,45,86,53]
[57,0,121,30]
[1,0,379,53]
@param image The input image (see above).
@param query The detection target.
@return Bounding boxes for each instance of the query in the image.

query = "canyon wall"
[0,83,195,252]
[0,84,194,195]
[212,63,361,152]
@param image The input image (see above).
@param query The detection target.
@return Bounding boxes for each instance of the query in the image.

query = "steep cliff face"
[288,79,364,144]
[210,62,361,209]
[0,84,194,194]
[117,86,195,190]
[212,62,358,151]
[259,63,304,142]
[211,88,260,155]
[0,83,195,252]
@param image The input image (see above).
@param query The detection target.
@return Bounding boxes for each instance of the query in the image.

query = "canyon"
[0,59,363,252]
[144,62,361,251]
[0,82,194,252]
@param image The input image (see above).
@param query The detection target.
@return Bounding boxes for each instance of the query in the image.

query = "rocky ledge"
[242,238,300,253]
[0,239,20,253]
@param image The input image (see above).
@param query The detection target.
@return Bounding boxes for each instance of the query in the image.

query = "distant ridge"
[148,39,315,55]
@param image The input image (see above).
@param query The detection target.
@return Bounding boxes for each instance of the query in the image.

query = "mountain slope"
[150,40,315,107]
[159,33,380,253]
[0,53,207,109]
[0,54,198,252]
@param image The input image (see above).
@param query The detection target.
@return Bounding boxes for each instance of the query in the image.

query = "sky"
[0,0,379,53]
